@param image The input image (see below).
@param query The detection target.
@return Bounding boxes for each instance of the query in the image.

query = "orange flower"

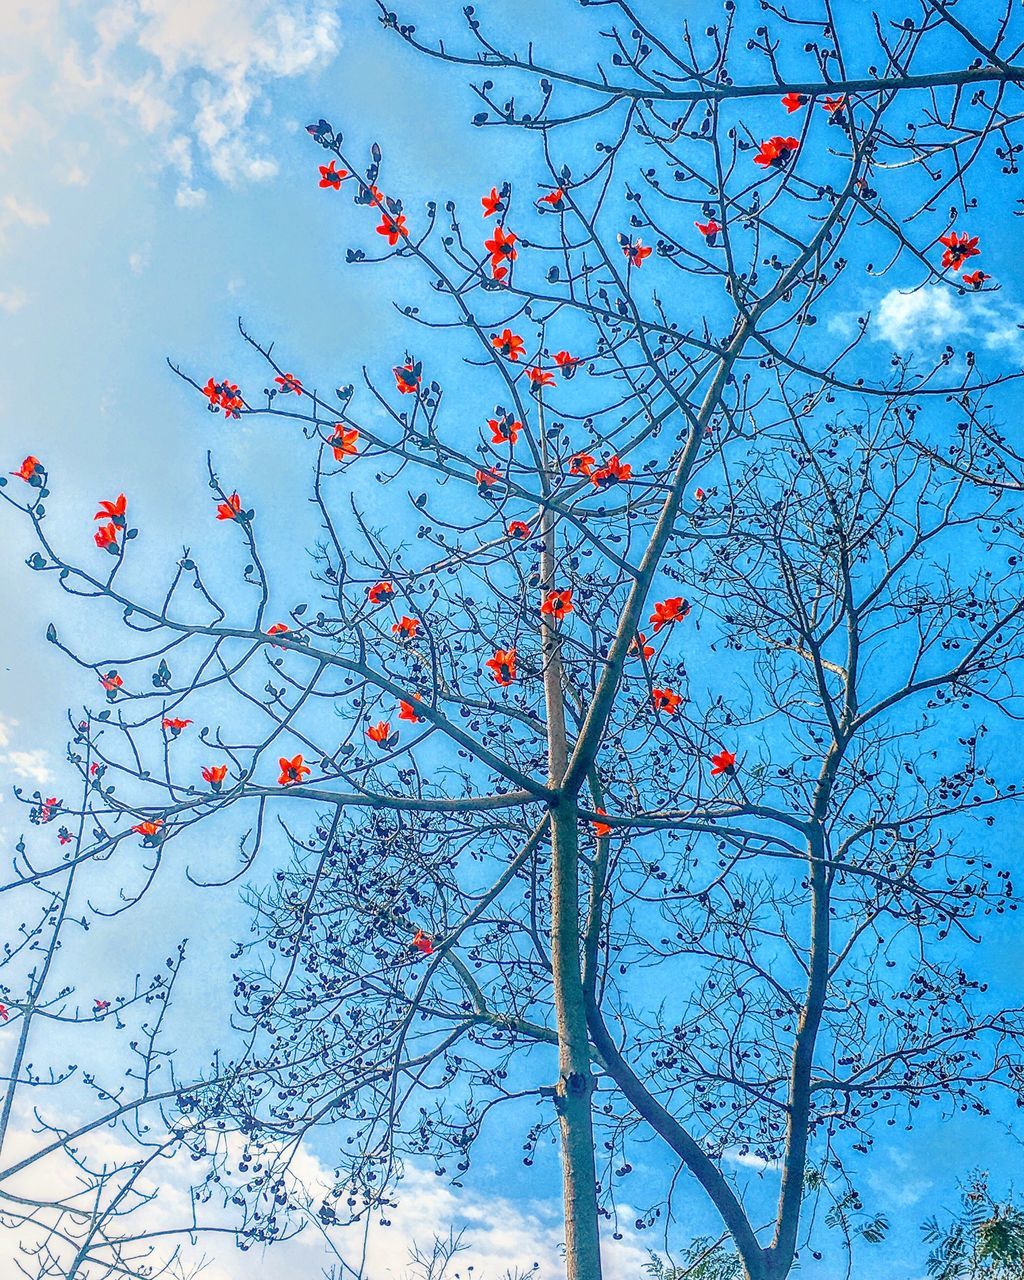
[710,749,736,777]
[592,807,611,837]
[11,455,42,482]
[754,136,799,168]
[94,523,118,550]
[278,754,311,786]
[652,687,682,715]
[162,717,192,735]
[485,648,517,686]
[619,236,652,267]
[569,452,595,476]
[629,632,654,661]
[476,467,501,493]
[267,623,290,640]
[962,270,989,289]
[412,929,434,955]
[393,360,422,395]
[377,212,409,245]
[99,672,123,692]
[939,231,980,270]
[399,699,423,722]
[482,186,505,218]
[695,219,721,244]
[541,588,573,619]
[508,520,531,539]
[202,378,244,419]
[202,764,228,787]
[216,492,243,520]
[318,160,348,189]
[94,495,127,521]
[528,366,556,388]
[489,414,522,445]
[367,721,391,745]
[781,91,808,113]
[650,597,690,633]
[539,188,565,210]
[554,350,578,371]
[822,95,846,114]
[484,224,517,279]
[392,615,420,639]
[331,424,360,459]
[131,818,164,837]
[591,456,632,488]
[368,581,394,605]
[491,328,526,361]
[274,373,303,395]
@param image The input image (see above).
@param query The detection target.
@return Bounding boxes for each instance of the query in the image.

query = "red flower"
[629,632,654,661]
[652,687,682,715]
[591,456,632,488]
[482,186,505,218]
[694,488,706,502]
[377,212,409,245]
[94,523,118,550]
[781,91,808,113]
[99,672,123,692]
[484,225,518,279]
[754,136,800,168]
[695,219,721,244]
[485,647,517,686]
[399,698,423,722]
[620,236,652,267]
[710,749,736,777]
[476,467,501,493]
[11,455,42,482]
[331,424,360,459]
[274,372,303,395]
[553,350,578,372]
[131,818,164,837]
[541,588,573,619]
[202,378,244,419]
[412,929,434,955]
[489,414,521,445]
[278,754,311,786]
[267,623,290,638]
[650,597,690,633]
[367,721,391,745]
[939,231,980,270]
[508,520,531,539]
[569,452,595,476]
[216,492,243,520]
[368,581,394,605]
[528,366,556,388]
[592,808,611,837]
[392,615,420,639]
[0,1005,9,1021]
[318,160,348,189]
[162,717,192,735]
[94,494,127,523]
[539,188,565,210]
[94,999,110,1013]
[962,270,990,289]
[202,764,228,787]
[822,95,846,113]
[393,361,422,395]
[38,797,59,823]
[491,328,526,361]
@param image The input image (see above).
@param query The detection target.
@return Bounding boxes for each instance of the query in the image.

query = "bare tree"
[4,3,1024,1278]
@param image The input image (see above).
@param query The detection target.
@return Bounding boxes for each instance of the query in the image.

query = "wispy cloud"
[0,288,29,314]
[872,285,1024,357]
[0,715,52,786]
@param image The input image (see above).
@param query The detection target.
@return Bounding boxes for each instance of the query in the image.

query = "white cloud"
[872,285,1024,357]
[723,1147,781,1172]
[2,194,50,230]
[0,716,52,786]
[175,183,207,209]
[128,242,151,274]
[0,288,28,314]
[56,0,342,189]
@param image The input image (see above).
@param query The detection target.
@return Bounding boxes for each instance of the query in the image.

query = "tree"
[922,1173,1024,1279]
[4,3,1024,1279]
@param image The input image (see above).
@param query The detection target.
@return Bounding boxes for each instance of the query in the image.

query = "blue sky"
[2,3,1024,1278]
